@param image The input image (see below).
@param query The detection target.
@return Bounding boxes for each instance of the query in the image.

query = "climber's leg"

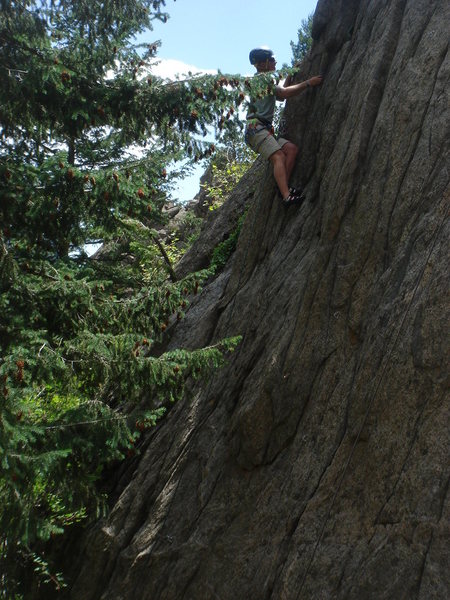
[269,150,290,199]
[246,129,301,202]
[281,142,298,184]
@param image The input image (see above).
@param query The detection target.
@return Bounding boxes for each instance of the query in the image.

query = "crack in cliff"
[122,402,231,599]
[415,530,435,598]
[280,241,336,379]
[410,3,438,61]
[138,398,225,550]
[259,347,342,471]
[356,0,409,174]
[68,411,189,600]
[268,423,348,599]
[414,482,449,592]
[293,345,339,430]
[374,390,438,525]
[386,38,449,262]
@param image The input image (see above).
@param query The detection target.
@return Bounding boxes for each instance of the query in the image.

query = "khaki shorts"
[245,126,290,160]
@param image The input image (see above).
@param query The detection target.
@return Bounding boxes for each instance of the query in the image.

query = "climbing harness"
[245,120,276,153]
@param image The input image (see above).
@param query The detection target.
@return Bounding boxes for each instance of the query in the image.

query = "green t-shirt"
[246,74,277,125]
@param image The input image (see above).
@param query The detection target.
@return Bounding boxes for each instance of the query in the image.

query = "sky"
[139,0,319,201]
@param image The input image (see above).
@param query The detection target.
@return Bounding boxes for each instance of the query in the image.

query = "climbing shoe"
[282,192,303,206]
[289,187,306,202]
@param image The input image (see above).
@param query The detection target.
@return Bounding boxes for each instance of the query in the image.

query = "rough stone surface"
[64,0,449,598]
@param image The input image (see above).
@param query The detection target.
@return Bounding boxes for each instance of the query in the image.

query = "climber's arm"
[283,61,301,87]
[276,75,323,99]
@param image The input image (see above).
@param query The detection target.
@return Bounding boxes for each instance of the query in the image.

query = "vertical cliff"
[67,0,449,598]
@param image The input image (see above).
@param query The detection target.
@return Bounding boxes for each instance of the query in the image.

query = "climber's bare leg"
[281,142,298,185]
[269,150,290,199]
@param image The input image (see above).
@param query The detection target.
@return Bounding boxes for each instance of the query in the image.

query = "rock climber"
[245,46,323,205]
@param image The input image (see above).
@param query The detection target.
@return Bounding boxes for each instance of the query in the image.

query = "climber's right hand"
[308,75,323,87]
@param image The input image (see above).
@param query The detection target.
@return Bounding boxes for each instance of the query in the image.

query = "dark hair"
[249,47,274,65]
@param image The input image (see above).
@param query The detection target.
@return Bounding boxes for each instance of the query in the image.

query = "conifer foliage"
[0,1,247,595]
[290,14,313,64]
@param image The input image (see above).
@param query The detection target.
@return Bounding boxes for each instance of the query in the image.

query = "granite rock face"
[67,0,449,598]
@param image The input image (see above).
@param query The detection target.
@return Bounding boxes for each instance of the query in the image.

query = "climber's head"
[249,47,276,71]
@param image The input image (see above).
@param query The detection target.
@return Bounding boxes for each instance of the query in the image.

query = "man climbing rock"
[245,46,322,205]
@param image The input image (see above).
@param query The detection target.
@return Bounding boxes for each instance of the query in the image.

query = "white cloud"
[150,58,217,80]
[103,59,220,204]
[105,58,217,82]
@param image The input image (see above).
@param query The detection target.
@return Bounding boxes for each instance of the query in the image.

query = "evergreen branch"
[0,2,244,594]
[149,228,177,282]
[42,414,128,430]
[0,66,29,74]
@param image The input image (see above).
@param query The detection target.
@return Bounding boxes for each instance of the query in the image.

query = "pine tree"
[0,1,247,595]
[290,13,313,64]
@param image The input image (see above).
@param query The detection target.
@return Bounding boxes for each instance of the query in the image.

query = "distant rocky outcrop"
[174,159,264,279]
[64,0,449,598]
